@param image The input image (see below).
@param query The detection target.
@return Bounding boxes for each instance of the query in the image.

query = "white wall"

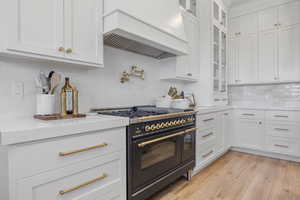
[0,47,184,117]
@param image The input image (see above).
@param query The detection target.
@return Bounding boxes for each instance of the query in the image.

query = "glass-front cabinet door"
[220,31,227,93]
[213,25,220,93]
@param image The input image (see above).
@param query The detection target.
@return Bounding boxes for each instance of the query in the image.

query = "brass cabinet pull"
[274,115,288,118]
[274,128,289,132]
[202,150,214,158]
[59,173,107,195]
[59,143,108,156]
[58,47,65,52]
[274,144,289,149]
[66,48,73,54]
[138,128,197,148]
[202,132,213,138]
[242,113,255,116]
[203,118,214,122]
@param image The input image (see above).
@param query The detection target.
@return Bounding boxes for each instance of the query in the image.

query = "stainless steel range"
[93,106,197,200]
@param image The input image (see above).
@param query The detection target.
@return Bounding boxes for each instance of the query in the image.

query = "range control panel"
[130,115,196,139]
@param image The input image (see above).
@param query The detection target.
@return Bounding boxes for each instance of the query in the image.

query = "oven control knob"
[145,125,151,132]
[175,120,180,125]
[159,123,164,129]
[150,125,156,131]
[181,119,186,124]
[163,122,168,128]
[166,122,172,127]
[155,124,160,130]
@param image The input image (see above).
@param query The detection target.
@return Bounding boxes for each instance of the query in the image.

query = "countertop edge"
[0,116,129,146]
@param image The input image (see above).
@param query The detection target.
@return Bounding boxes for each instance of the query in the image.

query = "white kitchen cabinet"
[7,0,64,58]
[234,118,265,151]
[65,0,103,65]
[229,13,259,85]
[278,24,300,81]
[229,1,300,84]
[278,1,300,28]
[259,7,278,32]
[160,10,200,82]
[221,111,233,150]
[2,0,103,68]
[259,30,278,82]
[191,0,228,106]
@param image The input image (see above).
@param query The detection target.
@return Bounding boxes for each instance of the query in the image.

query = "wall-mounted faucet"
[121,66,145,83]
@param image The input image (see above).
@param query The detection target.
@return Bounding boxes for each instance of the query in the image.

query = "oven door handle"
[138,128,197,148]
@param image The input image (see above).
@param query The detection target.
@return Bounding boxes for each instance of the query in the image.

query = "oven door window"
[141,140,176,169]
[132,132,181,192]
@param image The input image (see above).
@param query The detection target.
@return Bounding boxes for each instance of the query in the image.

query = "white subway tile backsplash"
[229,83,300,108]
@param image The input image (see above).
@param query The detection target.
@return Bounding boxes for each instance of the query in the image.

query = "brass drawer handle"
[274,115,288,118]
[59,173,107,195]
[59,143,108,156]
[242,113,255,116]
[202,132,213,138]
[274,128,289,132]
[203,118,214,122]
[202,150,214,158]
[274,144,289,149]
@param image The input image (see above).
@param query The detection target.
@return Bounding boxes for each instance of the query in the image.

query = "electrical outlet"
[12,81,24,98]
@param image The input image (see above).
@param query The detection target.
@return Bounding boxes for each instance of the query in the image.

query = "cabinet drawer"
[197,113,218,130]
[266,111,300,122]
[266,136,299,156]
[235,109,265,119]
[196,140,216,164]
[197,127,217,145]
[11,128,126,179]
[266,123,300,138]
[16,152,125,200]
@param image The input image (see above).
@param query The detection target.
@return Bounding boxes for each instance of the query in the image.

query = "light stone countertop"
[0,114,129,145]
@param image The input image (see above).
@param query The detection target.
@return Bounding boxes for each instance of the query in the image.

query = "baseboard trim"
[230,147,300,163]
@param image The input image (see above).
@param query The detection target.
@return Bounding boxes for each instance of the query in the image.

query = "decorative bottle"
[60,77,73,115]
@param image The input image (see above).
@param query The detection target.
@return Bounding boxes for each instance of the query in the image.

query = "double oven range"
[95,106,196,200]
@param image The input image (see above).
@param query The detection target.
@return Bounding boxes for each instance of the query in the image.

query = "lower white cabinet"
[234,118,265,151]
[233,109,300,159]
[195,109,232,173]
[0,127,127,200]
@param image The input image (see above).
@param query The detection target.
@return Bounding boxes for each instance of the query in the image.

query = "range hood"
[103,1,189,59]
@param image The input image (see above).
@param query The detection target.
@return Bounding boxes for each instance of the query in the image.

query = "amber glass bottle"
[60,77,73,115]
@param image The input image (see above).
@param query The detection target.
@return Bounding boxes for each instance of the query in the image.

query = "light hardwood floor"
[150,151,300,200]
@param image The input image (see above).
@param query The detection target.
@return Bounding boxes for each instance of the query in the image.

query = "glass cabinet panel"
[213,1,220,21]
[180,0,197,16]
[221,10,227,27]
[220,32,227,93]
[213,25,220,92]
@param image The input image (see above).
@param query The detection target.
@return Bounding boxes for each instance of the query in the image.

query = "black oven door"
[181,128,196,163]
[132,129,183,192]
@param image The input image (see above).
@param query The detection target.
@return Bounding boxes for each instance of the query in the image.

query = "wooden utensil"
[49,72,61,94]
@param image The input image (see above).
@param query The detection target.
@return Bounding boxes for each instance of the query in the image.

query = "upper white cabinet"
[278,24,300,81]
[229,0,300,84]
[229,13,259,84]
[259,30,278,82]
[278,1,300,28]
[160,10,200,82]
[1,0,103,68]
[7,0,64,58]
[64,0,103,65]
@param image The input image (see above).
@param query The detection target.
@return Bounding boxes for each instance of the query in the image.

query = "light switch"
[12,81,24,98]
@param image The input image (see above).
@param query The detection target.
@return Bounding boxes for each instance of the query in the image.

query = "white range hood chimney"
[103,0,189,59]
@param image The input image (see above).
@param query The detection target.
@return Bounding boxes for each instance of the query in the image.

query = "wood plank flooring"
[149,151,300,200]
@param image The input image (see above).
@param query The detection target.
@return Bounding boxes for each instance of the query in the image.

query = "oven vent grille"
[104,33,176,59]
